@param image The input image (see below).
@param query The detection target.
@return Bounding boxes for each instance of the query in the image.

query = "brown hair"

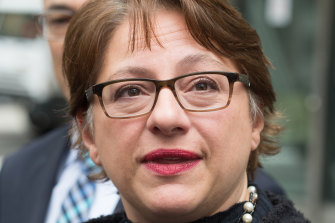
[63,0,281,179]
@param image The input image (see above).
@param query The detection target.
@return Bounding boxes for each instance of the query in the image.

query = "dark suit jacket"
[0,126,70,223]
[0,125,284,223]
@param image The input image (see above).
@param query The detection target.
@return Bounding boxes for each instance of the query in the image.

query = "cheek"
[48,41,63,62]
[92,111,146,179]
[48,41,63,77]
[193,100,253,162]
[199,110,251,142]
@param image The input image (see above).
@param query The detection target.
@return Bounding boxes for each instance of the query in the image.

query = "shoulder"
[0,125,70,175]
[3,126,69,163]
[0,125,72,223]
[261,192,310,223]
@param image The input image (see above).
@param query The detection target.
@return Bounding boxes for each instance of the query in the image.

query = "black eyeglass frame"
[85,71,250,119]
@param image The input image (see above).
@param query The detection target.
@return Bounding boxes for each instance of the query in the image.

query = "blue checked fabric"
[56,155,98,223]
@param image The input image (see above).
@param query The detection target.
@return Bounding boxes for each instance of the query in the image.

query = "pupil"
[196,83,207,90]
[128,88,139,96]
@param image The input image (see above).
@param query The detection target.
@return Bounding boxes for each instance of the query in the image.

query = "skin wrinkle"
[105,54,234,80]
[83,56,262,157]
[84,85,262,141]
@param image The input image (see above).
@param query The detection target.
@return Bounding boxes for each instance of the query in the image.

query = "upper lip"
[142,149,201,163]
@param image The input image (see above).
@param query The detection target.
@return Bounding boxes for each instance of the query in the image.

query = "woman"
[63,0,309,222]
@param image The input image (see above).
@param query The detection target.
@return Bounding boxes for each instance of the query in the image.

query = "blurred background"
[0,0,67,160]
[0,0,334,222]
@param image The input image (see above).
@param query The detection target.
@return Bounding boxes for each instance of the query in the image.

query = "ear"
[76,110,102,166]
[250,114,264,151]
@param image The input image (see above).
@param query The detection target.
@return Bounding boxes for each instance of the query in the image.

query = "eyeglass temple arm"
[85,87,94,101]
[238,74,251,87]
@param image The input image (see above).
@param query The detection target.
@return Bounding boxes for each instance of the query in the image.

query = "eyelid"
[113,83,153,100]
[47,17,72,23]
[186,77,218,90]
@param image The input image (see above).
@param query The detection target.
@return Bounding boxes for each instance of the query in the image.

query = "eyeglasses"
[37,9,75,41]
[85,71,250,119]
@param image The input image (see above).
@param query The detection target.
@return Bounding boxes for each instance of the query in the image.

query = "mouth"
[142,149,202,176]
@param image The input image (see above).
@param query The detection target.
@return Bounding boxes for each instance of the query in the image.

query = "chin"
[145,184,200,214]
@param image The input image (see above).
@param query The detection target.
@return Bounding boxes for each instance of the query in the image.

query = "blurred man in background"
[0,1,120,223]
[0,0,285,223]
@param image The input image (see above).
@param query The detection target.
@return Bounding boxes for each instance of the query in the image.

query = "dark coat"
[261,192,310,223]
[0,126,70,223]
[85,192,310,223]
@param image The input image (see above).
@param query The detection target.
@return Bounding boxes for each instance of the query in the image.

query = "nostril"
[152,126,160,134]
[152,126,185,136]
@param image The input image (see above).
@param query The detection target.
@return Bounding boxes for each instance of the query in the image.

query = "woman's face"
[82,10,263,222]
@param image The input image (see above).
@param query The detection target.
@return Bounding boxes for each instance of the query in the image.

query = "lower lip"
[144,160,201,176]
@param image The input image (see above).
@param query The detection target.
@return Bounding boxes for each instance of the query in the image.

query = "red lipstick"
[142,149,201,176]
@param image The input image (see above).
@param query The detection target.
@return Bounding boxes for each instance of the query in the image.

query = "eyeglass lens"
[100,73,230,118]
[41,10,74,40]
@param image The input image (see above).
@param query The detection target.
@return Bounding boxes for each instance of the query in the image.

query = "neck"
[211,172,249,215]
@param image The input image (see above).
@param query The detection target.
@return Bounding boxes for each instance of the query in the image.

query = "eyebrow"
[176,54,224,70]
[111,67,155,79]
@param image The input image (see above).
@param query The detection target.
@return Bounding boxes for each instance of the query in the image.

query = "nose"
[146,87,191,136]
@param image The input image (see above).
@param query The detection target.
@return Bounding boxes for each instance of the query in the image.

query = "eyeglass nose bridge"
[154,79,176,92]
[150,79,187,112]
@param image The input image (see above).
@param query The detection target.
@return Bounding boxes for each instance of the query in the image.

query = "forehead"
[113,10,194,54]
[43,0,88,10]
[100,10,238,79]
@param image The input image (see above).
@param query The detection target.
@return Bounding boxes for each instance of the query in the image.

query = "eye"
[127,88,141,96]
[191,77,219,92]
[114,85,143,100]
[47,15,72,26]
[194,82,209,91]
